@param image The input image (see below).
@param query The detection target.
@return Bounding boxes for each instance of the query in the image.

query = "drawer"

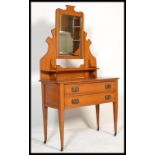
[65,93,115,109]
[65,82,115,94]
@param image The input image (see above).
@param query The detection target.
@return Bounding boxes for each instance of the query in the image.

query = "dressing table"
[40,5,119,151]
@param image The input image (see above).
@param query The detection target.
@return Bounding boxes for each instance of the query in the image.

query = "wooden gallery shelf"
[41,68,99,73]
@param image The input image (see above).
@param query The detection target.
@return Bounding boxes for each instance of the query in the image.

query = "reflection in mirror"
[56,59,84,68]
[59,15,82,56]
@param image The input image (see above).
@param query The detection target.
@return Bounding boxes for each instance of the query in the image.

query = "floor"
[31,124,124,153]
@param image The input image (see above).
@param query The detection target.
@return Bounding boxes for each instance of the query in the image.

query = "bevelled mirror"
[56,5,84,59]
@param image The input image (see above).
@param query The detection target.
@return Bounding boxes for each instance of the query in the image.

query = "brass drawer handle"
[72,98,79,104]
[105,83,111,89]
[72,86,79,92]
[105,95,111,100]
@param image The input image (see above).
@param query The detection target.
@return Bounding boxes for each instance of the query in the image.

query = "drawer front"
[65,82,115,94]
[65,93,115,109]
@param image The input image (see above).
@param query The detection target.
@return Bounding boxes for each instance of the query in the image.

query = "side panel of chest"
[45,83,59,109]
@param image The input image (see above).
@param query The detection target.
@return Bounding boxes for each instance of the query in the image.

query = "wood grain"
[96,104,100,131]
[58,83,65,151]
[65,81,116,95]
[65,92,115,109]
[39,5,119,151]
[41,83,48,143]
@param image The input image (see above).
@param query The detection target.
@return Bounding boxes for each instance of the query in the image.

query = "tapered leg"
[58,84,65,151]
[96,104,100,131]
[42,107,48,143]
[58,108,64,151]
[41,83,48,144]
[113,101,118,136]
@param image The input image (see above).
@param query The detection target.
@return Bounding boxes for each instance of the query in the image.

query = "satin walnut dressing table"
[40,5,119,151]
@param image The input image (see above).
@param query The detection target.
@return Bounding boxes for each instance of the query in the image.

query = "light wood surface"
[65,81,116,95]
[41,83,48,144]
[65,92,115,109]
[39,5,119,151]
[96,104,100,131]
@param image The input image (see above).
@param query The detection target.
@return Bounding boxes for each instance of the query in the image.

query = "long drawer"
[65,93,115,109]
[65,82,116,95]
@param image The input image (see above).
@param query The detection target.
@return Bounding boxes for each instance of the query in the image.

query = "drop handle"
[105,95,111,100]
[72,98,79,104]
[72,86,79,92]
[105,84,111,89]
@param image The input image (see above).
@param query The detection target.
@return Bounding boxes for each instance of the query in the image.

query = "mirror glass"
[56,59,84,68]
[59,15,82,56]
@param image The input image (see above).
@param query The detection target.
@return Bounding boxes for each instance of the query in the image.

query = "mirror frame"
[56,5,84,59]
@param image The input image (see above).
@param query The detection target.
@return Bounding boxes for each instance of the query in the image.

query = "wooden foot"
[43,140,46,144]
[114,131,117,136]
[61,146,63,151]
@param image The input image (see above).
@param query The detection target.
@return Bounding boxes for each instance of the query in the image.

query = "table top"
[40,77,119,84]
